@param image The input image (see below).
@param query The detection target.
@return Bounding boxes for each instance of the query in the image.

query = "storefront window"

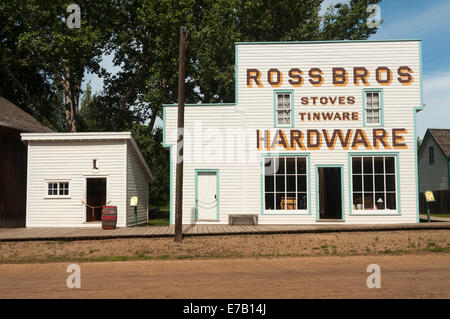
[352,156,396,210]
[264,156,307,211]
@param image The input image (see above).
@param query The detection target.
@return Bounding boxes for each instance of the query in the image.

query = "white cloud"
[416,70,450,138]
[372,1,450,39]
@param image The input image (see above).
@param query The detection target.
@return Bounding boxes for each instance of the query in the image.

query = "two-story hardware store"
[163,40,423,225]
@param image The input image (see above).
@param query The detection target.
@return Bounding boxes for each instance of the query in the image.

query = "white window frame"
[364,91,381,126]
[44,180,71,198]
[275,92,292,127]
[350,155,398,214]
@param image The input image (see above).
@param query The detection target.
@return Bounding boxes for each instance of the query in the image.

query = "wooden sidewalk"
[0,221,449,242]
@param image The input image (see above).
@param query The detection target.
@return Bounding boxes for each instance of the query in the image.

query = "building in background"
[418,128,450,214]
[21,132,152,227]
[164,40,423,225]
[0,97,52,227]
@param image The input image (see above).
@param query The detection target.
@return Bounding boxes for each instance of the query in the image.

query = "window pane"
[286,193,296,210]
[265,193,274,210]
[276,158,285,174]
[375,175,384,191]
[287,176,296,192]
[375,193,385,210]
[276,176,285,192]
[363,157,373,173]
[386,175,395,191]
[264,158,275,175]
[276,193,285,209]
[386,193,396,210]
[265,176,274,192]
[353,193,363,209]
[385,157,395,173]
[297,175,306,192]
[374,157,384,173]
[297,158,306,174]
[364,193,374,210]
[352,157,362,174]
[364,174,373,191]
[352,175,362,191]
[297,193,307,209]
[286,158,296,174]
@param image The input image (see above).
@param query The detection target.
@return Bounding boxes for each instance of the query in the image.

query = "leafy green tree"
[1,0,119,131]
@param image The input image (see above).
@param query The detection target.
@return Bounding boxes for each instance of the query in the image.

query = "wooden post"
[174,26,188,243]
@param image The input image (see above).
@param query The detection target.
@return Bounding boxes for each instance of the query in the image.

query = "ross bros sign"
[247,66,414,88]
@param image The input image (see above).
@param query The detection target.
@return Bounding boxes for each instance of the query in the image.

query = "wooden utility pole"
[174,26,188,243]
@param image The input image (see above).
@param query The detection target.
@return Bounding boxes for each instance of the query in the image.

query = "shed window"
[264,156,307,211]
[429,146,434,166]
[365,91,381,125]
[275,93,292,126]
[351,156,397,211]
[47,182,70,196]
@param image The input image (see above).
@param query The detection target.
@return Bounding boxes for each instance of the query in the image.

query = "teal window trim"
[273,90,294,128]
[362,88,384,127]
[195,169,220,221]
[347,152,401,216]
[314,164,345,221]
[260,152,311,215]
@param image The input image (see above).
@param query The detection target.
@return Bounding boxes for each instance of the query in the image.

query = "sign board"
[130,196,138,206]
[424,191,435,202]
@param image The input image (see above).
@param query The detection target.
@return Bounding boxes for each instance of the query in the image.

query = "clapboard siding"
[25,141,127,227]
[126,142,149,226]
[164,40,421,225]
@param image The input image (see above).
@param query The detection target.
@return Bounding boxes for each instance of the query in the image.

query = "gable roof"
[425,129,450,157]
[0,97,52,132]
[20,132,153,181]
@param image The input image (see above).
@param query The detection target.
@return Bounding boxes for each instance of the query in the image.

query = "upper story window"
[429,146,434,165]
[47,181,70,197]
[275,92,293,127]
[364,90,382,126]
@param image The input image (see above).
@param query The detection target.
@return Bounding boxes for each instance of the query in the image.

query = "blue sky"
[84,0,450,137]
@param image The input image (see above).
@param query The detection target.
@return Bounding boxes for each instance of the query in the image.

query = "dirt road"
[0,254,448,298]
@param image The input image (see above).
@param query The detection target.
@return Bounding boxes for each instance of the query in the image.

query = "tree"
[102,0,382,133]
[1,0,119,131]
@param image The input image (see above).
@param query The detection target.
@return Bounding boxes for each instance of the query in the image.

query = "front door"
[196,171,218,220]
[318,167,343,220]
[86,178,107,222]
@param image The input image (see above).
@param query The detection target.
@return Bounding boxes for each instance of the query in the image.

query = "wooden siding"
[0,126,27,227]
[26,140,127,227]
[164,41,422,225]
[126,142,149,226]
[418,134,449,192]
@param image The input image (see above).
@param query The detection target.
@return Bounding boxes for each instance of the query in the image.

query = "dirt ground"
[0,254,449,298]
[0,230,448,263]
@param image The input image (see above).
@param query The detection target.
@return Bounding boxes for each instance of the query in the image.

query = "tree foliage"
[1,0,382,206]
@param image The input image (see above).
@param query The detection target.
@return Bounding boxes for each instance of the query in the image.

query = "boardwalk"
[0,218,449,242]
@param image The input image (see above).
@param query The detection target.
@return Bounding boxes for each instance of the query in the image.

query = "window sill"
[44,196,71,199]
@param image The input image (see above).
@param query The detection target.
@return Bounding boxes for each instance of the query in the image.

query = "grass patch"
[147,209,170,227]
[431,214,450,218]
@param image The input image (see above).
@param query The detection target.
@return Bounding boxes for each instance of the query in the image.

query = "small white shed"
[21,132,152,228]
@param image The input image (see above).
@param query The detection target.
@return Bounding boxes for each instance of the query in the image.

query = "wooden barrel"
[101,206,117,229]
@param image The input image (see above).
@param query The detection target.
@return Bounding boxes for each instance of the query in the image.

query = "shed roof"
[0,97,53,132]
[426,129,450,157]
[20,132,153,181]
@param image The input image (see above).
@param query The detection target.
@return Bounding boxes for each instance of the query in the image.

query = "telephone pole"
[174,26,188,243]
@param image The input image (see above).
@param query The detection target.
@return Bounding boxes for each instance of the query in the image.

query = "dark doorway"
[86,178,107,222]
[318,167,342,220]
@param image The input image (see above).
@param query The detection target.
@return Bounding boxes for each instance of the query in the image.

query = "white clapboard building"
[163,40,423,225]
[21,132,152,227]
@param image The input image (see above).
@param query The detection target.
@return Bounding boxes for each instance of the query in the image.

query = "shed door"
[196,171,218,220]
[86,178,107,222]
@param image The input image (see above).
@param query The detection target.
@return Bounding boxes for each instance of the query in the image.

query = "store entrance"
[318,167,343,220]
